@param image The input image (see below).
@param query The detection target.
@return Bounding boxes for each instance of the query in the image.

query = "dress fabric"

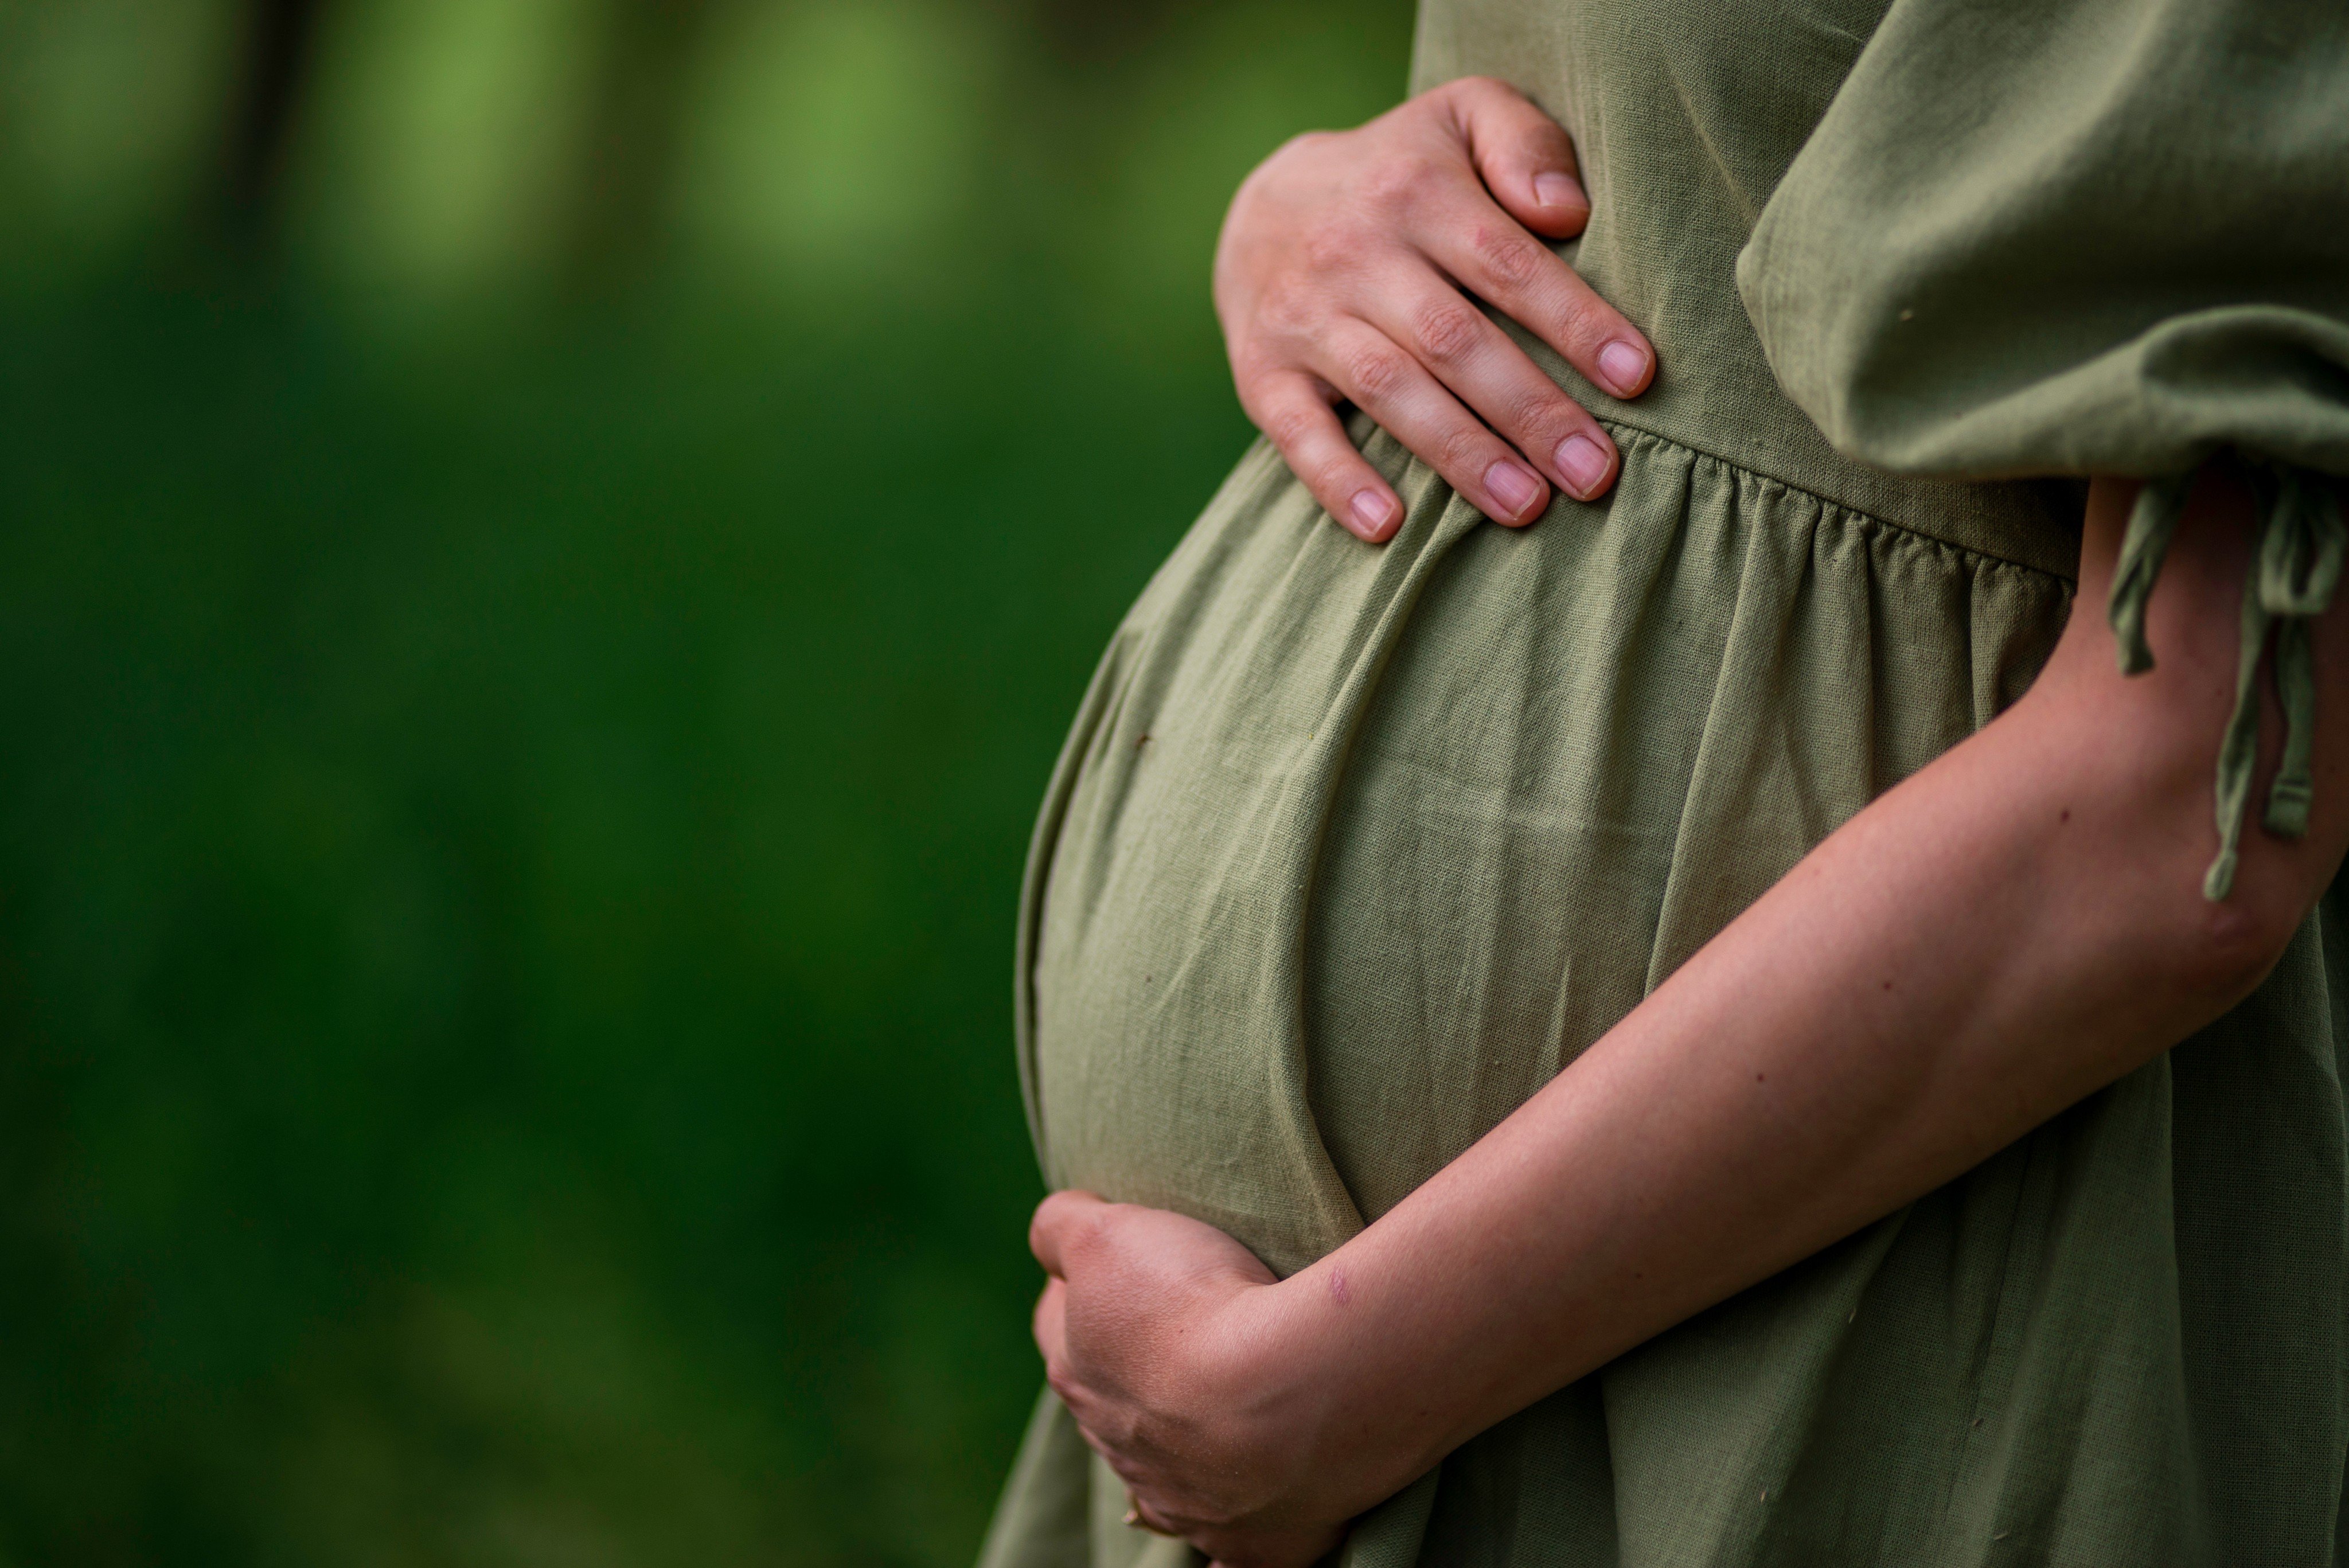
[979,1,2349,1563]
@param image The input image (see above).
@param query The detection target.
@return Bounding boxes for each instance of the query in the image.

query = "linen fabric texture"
[979,0,2349,1563]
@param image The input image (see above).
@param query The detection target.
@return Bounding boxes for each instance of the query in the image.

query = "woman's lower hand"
[1212,75,1653,543]
[1028,1191,1350,1568]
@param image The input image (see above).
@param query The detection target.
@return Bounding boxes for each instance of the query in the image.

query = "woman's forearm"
[1267,470,2349,1506]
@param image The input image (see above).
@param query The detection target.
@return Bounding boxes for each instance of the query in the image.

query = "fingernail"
[1555,433,1609,496]
[1534,171,1585,210]
[1598,340,1649,396]
[1484,461,1543,519]
[1348,488,1397,539]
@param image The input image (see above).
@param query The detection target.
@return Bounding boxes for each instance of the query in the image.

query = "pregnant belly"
[1020,428,2059,1278]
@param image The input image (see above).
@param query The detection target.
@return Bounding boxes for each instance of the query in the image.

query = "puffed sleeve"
[1737,0,2349,899]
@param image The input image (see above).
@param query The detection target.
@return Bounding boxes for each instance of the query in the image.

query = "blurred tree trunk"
[567,0,716,294]
[220,0,329,249]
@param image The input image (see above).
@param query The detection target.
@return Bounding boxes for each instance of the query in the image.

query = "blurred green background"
[0,1,1412,1561]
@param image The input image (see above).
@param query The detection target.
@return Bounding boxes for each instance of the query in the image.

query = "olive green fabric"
[1736,0,2349,485]
[981,1,2349,1563]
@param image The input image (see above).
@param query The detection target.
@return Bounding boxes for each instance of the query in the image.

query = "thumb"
[1444,75,1588,239]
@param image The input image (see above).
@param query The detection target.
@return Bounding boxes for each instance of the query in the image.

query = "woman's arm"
[1031,465,2349,1567]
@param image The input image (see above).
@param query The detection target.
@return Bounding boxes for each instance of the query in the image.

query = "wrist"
[1228,1255,1450,1519]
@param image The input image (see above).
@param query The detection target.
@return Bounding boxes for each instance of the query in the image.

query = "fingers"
[1035,1277,1098,1433]
[1311,315,1552,526]
[1445,76,1587,239]
[1414,190,1653,404]
[1032,1277,1068,1371]
[1429,77,1654,403]
[1363,276,1621,502]
[1028,1188,1109,1278]
[1241,372,1405,542]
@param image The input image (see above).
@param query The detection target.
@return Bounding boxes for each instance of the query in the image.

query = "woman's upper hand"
[1212,76,1653,543]
[1028,1191,1353,1568]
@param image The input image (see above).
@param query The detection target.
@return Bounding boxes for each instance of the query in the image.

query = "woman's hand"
[1213,76,1654,543]
[1028,1191,1352,1568]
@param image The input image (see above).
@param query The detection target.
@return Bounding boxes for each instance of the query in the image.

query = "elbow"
[2092,672,2323,1003]
[2055,774,2316,1024]
[2164,880,2304,1011]
[2052,691,2328,1016]
[2020,689,2317,1025]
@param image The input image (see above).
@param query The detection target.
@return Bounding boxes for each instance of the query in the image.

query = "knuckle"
[1548,292,1611,354]
[1256,276,1326,338]
[1297,222,1358,278]
[1343,344,1411,403]
[1296,225,1353,277]
[1472,225,1545,292]
[1409,299,1486,365]
[1261,399,1322,450]
[1357,153,1441,214]
[1508,387,1577,438]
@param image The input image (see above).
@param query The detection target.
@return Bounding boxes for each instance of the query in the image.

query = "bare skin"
[1029,464,2349,1568]
[1213,76,1654,541]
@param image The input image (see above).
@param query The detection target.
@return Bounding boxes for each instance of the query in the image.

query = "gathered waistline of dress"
[1482,309,2085,581]
[1590,418,2082,584]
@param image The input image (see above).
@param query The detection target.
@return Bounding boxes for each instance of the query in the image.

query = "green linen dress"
[981,0,2349,1563]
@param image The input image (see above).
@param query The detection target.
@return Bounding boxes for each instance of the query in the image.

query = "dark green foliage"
[0,2,1414,1559]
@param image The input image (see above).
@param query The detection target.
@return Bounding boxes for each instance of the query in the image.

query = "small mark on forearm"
[1328,1268,1350,1305]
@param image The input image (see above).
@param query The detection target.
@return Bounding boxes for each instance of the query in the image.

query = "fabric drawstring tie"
[2107,462,2347,900]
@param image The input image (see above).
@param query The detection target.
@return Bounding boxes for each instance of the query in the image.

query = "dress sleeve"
[1736,0,2349,899]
